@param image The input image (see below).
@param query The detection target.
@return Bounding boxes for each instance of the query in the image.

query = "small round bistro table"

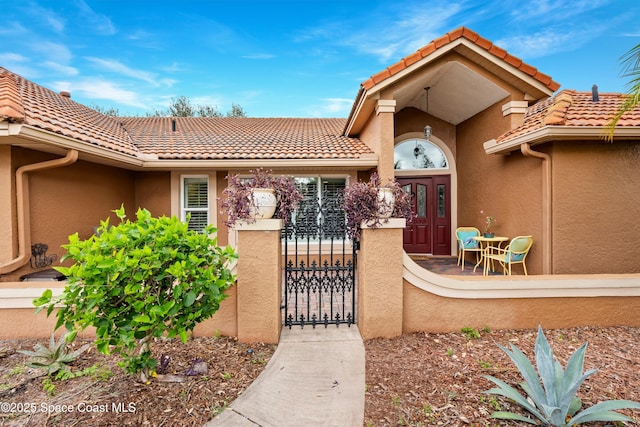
[472,235,509,273]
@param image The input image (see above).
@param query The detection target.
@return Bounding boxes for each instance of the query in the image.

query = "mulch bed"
[2,325,639,426]
[364,325,640,426]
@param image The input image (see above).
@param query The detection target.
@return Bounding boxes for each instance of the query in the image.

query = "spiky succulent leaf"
[567,399,640,426]
[490,411,540,424]
[558,343,597,410]
[540,403,564,426]
[17,332,88,374]
[497,342,547,410]
[568,397,582,417]
[487,327,640,427]
[484,375,547,424]
[534,326,560,408]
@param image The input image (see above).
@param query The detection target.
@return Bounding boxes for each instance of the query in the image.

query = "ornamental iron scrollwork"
[283,189,357,328]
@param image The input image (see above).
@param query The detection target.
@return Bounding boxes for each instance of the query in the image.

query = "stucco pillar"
[376,99,396,182]
[0,145,13,261]
[357,219,406,339]
[235,219,282,343]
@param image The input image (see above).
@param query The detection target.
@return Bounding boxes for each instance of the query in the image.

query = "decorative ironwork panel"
[283,190,356,328]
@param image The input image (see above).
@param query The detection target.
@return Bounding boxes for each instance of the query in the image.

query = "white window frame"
[180,175,209,232]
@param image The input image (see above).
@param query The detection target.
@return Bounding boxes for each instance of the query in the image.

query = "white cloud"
[0,22,27,36]
[241,53,276,60]
[0,53,29,63]
[160,78,177,88]
[305,97,353,117]
[297,1,463,63]
[0,54,39,78]
[75,0,116,35]
[495,25,605,59]
[30,41,73,63]
[510,0,611,23]
[28,3,65,33]
[53,78,147,109]
[43,61,79,76]
[85,57,158,86]
[160,62,186,73]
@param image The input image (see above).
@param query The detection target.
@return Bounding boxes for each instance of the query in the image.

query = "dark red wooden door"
[398,176,451,255]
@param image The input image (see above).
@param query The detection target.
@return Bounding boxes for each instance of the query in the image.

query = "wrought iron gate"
[283,190,357,328]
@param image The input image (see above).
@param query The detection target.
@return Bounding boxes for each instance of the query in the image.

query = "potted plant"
[342,172,412,240]
[220,168,303,228]
[480,210,496,237]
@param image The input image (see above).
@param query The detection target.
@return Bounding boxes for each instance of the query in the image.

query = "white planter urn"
[377,188,395,218]
[249,188,277,219]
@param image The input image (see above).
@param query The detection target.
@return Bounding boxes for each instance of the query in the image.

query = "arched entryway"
[394,135,457,256]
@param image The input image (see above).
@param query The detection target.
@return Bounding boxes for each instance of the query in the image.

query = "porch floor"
[410,255,501,276]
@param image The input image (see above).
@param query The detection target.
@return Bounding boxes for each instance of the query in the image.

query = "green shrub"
[484,325,640,426]
[35,206,237,382]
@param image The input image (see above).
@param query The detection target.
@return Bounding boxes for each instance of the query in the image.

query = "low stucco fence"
[2,219,640,340]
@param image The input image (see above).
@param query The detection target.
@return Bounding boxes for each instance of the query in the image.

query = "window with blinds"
[182,177,209,232]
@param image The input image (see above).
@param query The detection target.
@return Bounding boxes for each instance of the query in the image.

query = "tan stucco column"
[376,99,396,182]
[236,219,282,343]
[357,218,406,339]
[0,146,12,262]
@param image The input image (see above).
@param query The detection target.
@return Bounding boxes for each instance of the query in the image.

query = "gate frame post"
[236,219,282,343]
[357,218,406,339]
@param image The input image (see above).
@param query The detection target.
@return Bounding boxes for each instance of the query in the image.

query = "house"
[2,27,639,339]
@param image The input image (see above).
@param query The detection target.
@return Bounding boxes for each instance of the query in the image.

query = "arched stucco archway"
[394,132,457,256]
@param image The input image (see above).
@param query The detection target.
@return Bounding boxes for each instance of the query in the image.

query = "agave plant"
[484,325,640,426]
[18,332,90,375]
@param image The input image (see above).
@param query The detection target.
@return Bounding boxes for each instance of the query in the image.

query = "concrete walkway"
[205,326,365,427]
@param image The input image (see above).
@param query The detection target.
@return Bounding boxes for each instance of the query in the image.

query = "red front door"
[398,176,451,255]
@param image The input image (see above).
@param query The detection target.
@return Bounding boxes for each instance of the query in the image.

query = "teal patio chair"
[483,235,534,275]
[456,227,482,271]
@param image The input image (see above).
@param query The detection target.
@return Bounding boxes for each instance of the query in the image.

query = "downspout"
[520,143,551,274]
[0,149,79,275]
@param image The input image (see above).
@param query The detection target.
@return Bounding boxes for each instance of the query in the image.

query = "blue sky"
[2,0,639,118]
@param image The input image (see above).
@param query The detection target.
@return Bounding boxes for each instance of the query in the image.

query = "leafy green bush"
[484,325,640,426]
[35,206,237,382]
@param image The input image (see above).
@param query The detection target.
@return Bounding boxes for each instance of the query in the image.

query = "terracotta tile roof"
[495,90,640,143]
[0,67,372,161]
[361,27,560,93]
[120,117,372,160]
[0,67,139,156]
[0,69,25,121]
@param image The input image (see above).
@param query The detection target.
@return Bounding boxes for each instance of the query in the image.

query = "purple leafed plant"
[341,172,412,240]
[220,168,303,228]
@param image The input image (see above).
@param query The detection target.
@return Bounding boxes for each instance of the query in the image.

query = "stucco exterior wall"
[357,220,405,339]
[134,171,171,217]
[359,113,383,171]
[0,146,13,262]
[456,103,544,274]
[402,279,640,332]
[394,108,456,157]
[552,141,640,273]
[2,148,135,281]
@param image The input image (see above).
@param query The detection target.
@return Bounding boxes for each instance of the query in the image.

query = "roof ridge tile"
[0,68,25,122]
[360,26,560,93]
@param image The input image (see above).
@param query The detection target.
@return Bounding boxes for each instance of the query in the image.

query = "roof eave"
[141,155,379,170]
[484,126,640,155]
[7,124,146,168]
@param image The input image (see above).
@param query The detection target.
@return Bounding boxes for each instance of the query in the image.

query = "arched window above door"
[394,139,448,170]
